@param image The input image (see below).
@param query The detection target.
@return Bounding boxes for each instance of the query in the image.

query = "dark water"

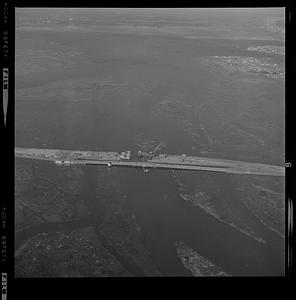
[115,168,284,276]
[15,8,285,276]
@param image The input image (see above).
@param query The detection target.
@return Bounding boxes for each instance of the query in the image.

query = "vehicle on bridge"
[55,160,72,166]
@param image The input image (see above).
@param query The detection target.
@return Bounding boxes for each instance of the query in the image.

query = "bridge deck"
[14,148,285,177]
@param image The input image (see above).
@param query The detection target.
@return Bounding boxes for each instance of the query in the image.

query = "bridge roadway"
[70,159,284,176]
[14,148,285,177]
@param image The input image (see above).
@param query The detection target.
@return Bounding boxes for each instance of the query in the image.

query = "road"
[15,147,285,177]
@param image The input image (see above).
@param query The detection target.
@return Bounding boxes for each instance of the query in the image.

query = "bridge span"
[15,147,285,177]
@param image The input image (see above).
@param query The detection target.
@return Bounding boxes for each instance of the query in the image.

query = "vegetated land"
[15,160,88,231]
[247,45,285,56]
[201,56,284,80]
[15,227,133,277]
[176,241,230,276]
[15,159,161,277]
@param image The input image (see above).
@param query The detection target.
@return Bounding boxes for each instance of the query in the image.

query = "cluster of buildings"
[137,150,153,159]
[52,149,171,166]
[137,151,169,160]
[119,150,131,160]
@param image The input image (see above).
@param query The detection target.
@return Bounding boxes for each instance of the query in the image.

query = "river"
[15,8,285,276]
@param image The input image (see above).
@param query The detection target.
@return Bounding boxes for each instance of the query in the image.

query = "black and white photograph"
[4,3,293,282]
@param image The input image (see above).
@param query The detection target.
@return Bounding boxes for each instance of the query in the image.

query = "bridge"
[14,148,285,177]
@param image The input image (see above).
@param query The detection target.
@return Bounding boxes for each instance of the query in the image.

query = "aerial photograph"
[15,8,285,277]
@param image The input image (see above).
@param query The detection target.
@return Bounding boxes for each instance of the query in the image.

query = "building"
[119,150,131,160]
[137,150,153,159]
